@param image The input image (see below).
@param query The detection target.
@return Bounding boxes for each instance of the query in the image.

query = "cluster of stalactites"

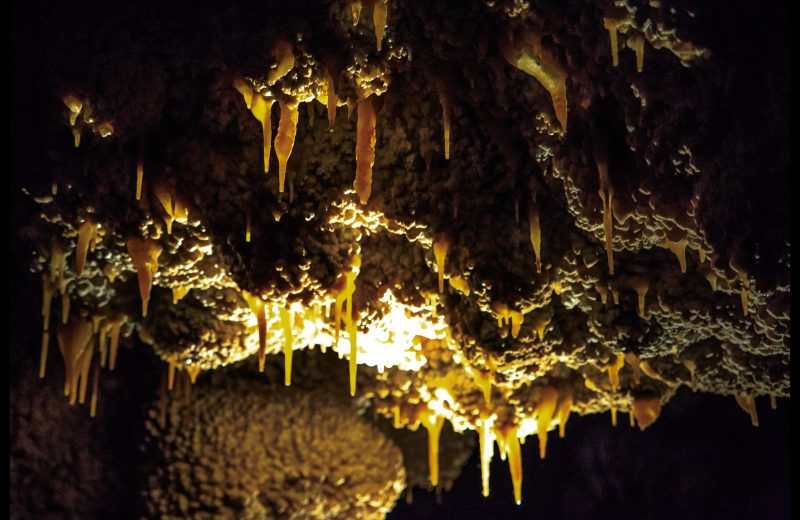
[471,386,573,503]
[492,302,525,339]
[603,13,647,73]
[350,0,389,52]
[234,57,300,194]
[62,94,114,148]
[332,255,362,395]
[49,311,126,418]
[153,181,189,235]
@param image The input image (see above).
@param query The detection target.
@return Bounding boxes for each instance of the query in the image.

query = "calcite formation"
[12,0,789,515]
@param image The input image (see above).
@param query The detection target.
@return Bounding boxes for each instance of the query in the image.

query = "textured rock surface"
[10,0,789,516]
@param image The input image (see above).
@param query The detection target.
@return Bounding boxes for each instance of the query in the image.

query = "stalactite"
[354,95,377,203]
[603,17,621,66]
[498,425,522,504]
[595,151,615,275]
[556,392,572,438]
[56,317,93,402]
[422,411,445,486]
[606,353,625,392]
[75,219,98,277]
[89,360,100,417]
[373,0,388,52]
[267,40,295,85]
[433,235,449,292]
[136,140,145,201]
[734,394,759,427]
[535,387,558,458]
[531,314,550,341]
[250,94,275,174]
[243,291,268,372]
[630,33,645,73]
[280,307,293,386]
[351,0,362,26]
[662,237,688,273]
[275,100,299,193]
[500,30,568,132]
[478,416,494,497]
[108,318,123,370]
[326,71,338,130]
[632,396,661,430]
[632,276,649,318]
[437,87,450,160]
[126,237,162,317]
[528,205,542,273]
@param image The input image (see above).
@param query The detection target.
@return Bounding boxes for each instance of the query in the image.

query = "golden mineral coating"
[16,0,790,513]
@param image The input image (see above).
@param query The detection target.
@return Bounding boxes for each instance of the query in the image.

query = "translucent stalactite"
[351,0,362,25]
[528,206,542,273]
[168,356,177,391]
[280,307,294,386]
[373,0,388,52]
[126,237,162,317]
[72,125,82,148]
[595,282,608,305]
[242,291,268,372]
[267,40,295,86]
[556,392,572,438]
[108,318,123,370]
[275,100,299,193]
[630,33,645,73]
[662,237,688,273]
[610,407,618,426]
[136,141,145,200]
[447,275,470,295]
[603,18,621,66]
[421,411,445,486]
[437,88,450,160]
[56,317,93,402]
[171,286,190,304]
[497,425,522,504]
[89,361,100,417]
[250,94,275,174]
[354,95,377,203]
[75,219,98,277]
[347,316,358,396]
[98,322,110,368]
[595,154,615,275]
[625,352,642,385]
[469,367,492,404]
[326,71,338,130]
[770,394,777,410]
[76,340,94,405]
[478,416,495,497]
[185,365,201,384]
[433,235,449,293]
[40,273,56,378]
[535,387,558,458]
[531,315,550,341]
[734,394,759,427]
[500,30,568,132]
[606,353,625,392]
[233,77,254,109]
[632,276,649,318]
[154,182,189,235]
[632,397,661,430]
[245,210,251,242]
[63,95,83,126]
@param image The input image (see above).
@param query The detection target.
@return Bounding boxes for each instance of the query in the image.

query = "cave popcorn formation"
[18,0,789,514]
